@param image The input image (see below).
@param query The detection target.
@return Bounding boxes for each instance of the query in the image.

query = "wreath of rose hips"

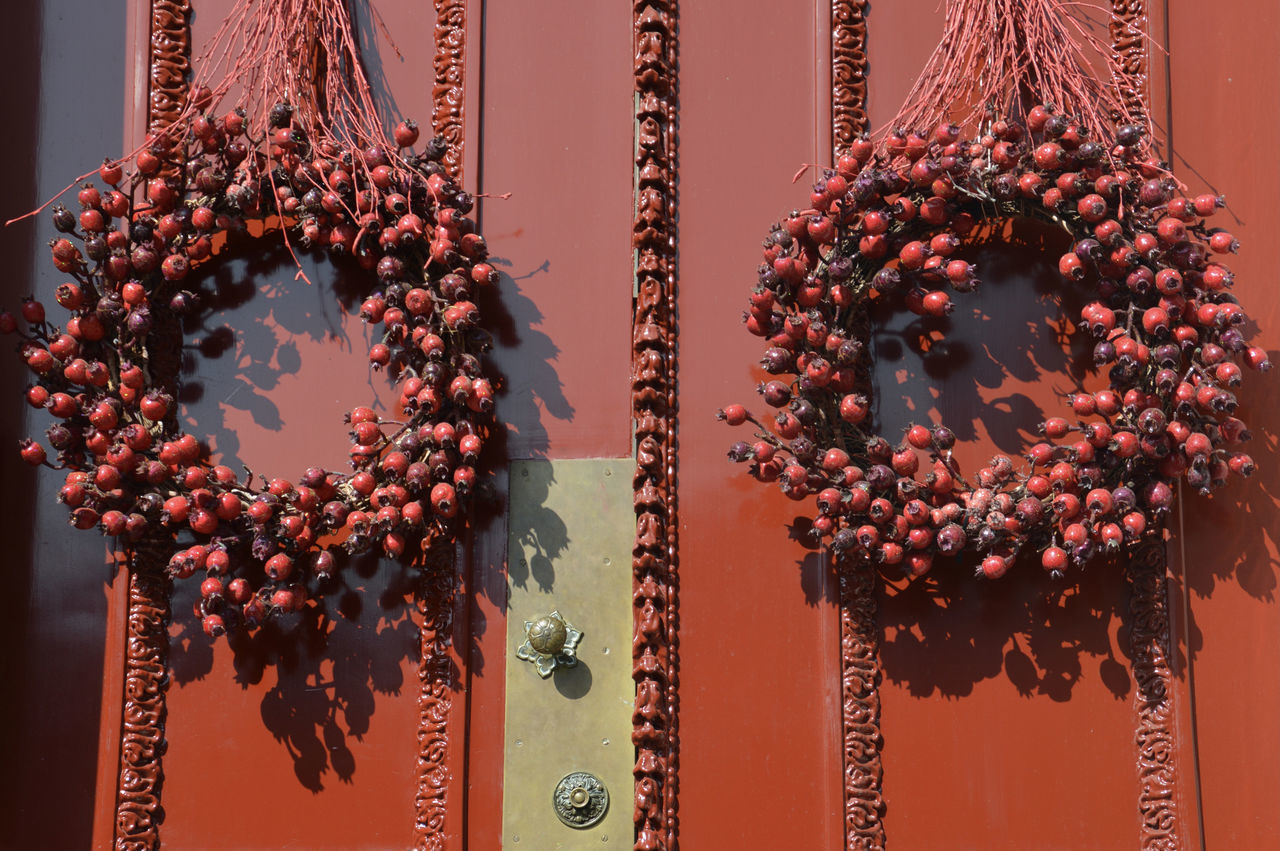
[6,95,498,639]
[722,105,1268,580]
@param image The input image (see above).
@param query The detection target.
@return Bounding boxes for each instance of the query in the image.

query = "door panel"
[676,2,845,849]
[1164,4,1280,849]
[145,1,438,847]
[469,1,637,847]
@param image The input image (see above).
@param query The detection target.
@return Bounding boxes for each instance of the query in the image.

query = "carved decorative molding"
[832,0,869,156]
[839,567,885,851]
[1106,13,1178,848]
[631,2,679,849]
[1109,0,1148,127]
[148,0,191,139]
[412,4,470,843]
[111,2,192,843]
[414,548,457,850]
[114,561,170,851]
[1127,539,1179,850]
[431,0,467,181]
[831,5,883,850]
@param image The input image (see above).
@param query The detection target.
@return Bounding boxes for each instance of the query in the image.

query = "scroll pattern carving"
[432,0,467,181]
[115,556,171,851]
[1107,12,1177,847]
[1128,539,1180,850]
[414,547,457,849]
[149,0,191,141]
[1109,0,1148,126]
[831,8,884,849]
[832,0,869,156]
[632,2,679,849]
[839,566,885,851]
[413,7,469,842]
[112,4,192,843]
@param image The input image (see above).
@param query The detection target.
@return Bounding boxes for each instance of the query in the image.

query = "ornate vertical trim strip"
[417,4,467,841]
[1127,539,1180,850]
[1107,10,1179,847]
[114,559,171,851]
[839,567,884,851]
[1109,0,1149,127]
[831,5,884,850]
[414,547,457,850]
[431,0,467,182]
[111,4,190,846]
[148,0,191,138]
[831,0,869,156]
[631,2,678,849]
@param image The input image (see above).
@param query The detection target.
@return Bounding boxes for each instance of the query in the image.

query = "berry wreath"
[722,106,1269,580]
[7,92,499,639]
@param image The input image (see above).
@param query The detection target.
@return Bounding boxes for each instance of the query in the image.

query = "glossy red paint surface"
[465,2,635,847]
[866,4,1179,848]
[675,3,844,849]
[1163,3,1280,848]
[477,0,636,463]
[869,222,1147,849]
[154,2,440,848]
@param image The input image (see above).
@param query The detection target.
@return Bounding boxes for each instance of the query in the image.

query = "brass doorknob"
[516,610,582,678]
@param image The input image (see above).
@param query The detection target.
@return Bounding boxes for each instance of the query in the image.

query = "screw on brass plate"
[515,610,582,678]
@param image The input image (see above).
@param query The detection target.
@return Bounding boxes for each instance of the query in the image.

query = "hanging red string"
[881,0,1154,147]
[8,0,416,230]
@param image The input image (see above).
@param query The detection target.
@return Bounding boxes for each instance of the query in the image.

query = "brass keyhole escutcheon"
[516,610,582,678]
[553,771,608,828]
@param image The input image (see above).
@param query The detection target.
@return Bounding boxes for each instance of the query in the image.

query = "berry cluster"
[7,88,497,637]
[724,106,1267,579]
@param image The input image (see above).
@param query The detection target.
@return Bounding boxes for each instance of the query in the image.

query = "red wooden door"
[2,2,1278,850]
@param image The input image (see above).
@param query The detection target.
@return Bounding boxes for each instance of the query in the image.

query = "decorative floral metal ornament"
[6,0,500,639]
[516,610,584,678]
[723,0,1267,581]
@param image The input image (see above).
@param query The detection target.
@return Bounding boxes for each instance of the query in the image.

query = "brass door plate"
[503,459,633,848]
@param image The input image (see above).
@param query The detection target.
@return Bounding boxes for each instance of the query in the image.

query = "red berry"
[394,119,421,148]
[921,291,952,317]
[99,159,123,185]
[1033,143,1063,170]
[1042,546,1067,572]
[18,439,46,466]
[906,425,932,450]
[21,300,45,323]
[163,496,189,524]
[1042,417,1071,439]
[981,554,1010,579]
[431,482,458,518]
[1244,347,1272,371]
[1192,193,1222,217]
[1208,231,1238,254]
[1076,194,1108,222]
[718,404,749,426]
[1058,253,1085,280]
[265,553,294,581]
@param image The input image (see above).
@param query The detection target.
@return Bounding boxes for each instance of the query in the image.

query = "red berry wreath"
[723,106,1268,580]
[6,94,498,638]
